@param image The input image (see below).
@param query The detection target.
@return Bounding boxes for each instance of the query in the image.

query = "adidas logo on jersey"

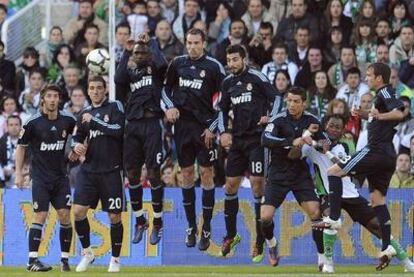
[50,126,57,131]
[89,129,104,139]
[179,77,203,90]
[40,140,65,151]
[231,92,252,105]
[130,76,153,92]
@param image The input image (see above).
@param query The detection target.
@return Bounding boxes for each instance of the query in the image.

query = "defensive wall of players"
[0,188,413,266]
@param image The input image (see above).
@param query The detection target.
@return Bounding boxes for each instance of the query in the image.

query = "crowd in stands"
[1,0,414,189]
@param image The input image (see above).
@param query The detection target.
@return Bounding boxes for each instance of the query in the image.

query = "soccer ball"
[86,48,110,75]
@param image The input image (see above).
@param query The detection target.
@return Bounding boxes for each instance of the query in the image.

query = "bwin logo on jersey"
[40,140,65,151]
[179,77,203,89]
[89,130,104,139]
[231,92,252,105]
[131,76,152,92]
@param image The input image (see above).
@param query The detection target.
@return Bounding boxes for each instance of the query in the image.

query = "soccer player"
[218,44,282,262]
[162,28,226,250]
[303,114,414,273]
[71,76,125,272]
[314,63,405,270]
[115,34,168,245]
[261,87,325,267]
[16,85,76,272]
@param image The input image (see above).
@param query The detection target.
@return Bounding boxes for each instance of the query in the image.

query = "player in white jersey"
[302,114,414,273]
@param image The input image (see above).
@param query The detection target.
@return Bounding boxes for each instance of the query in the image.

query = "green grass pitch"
[0,265,408,276]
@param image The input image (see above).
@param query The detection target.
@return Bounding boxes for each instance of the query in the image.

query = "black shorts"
[74,168,125,213]
[124,118,167,170]
[32,178,71,212]
[320,195,376,224]
[226,136,264,177]
[173,118,217,168]
[263,178,319,209]
[337,146,395,196]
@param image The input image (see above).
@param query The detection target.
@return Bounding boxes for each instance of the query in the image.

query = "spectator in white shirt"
[336,67,369,110]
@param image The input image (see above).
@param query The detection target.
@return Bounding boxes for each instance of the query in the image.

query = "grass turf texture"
[0,265,408,276]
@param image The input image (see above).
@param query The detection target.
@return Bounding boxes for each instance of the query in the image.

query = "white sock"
[402,257,413,266]
[29,252,38,258]
[61,252,69,259]
[266,237,277,248]
[134,210,144,218]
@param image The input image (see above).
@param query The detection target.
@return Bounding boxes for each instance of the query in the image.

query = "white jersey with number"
[302,144,360,198]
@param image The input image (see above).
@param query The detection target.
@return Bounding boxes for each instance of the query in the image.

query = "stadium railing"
[1,0,73,63]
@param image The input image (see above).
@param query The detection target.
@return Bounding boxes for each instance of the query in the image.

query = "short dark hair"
[0,4,8,13]
[325,114,346,126]
[341,44,355,52]
[226,44,247,58]
[7,115,21,126]
[186,28,206,42]
[49,26,63,35]
[296,25,310,33]
[89,75,107,89]
[287,86,307,101]
[368,62,391,84]
[29,67,45,79]
[399,95,411,104]
[85,23,99,32]
[400,25,414,33]
[229,18,246,32]
[115,22,131,34]
[41,84,62,99]
[273,42,288,53]
[260,22,273,34]
[345,67,361,78]
[79,0,93,5]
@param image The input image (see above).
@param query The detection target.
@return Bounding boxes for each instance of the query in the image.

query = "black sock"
[60,223,73,256]
[261,220,274,240]
[151,184,164,226]
[129,183,146,225]
[110,221,123,258]
[224,193,238,238]
[374,205,391,251]
[311,220,324,254]
[254,196,264,245]
[182,186,196,228]
[202,187,215,231]
[28,223,43,263]
[328,176,343,220]
[75,217,90,249]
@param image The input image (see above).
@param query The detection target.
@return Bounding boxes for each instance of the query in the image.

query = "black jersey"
[18,111,76,183]
[115,47,167,121]
[261,110,325,185]
[218,67,282,137]
[368,85,404,146]
[72,99,125,173]
[162,54,226,131]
